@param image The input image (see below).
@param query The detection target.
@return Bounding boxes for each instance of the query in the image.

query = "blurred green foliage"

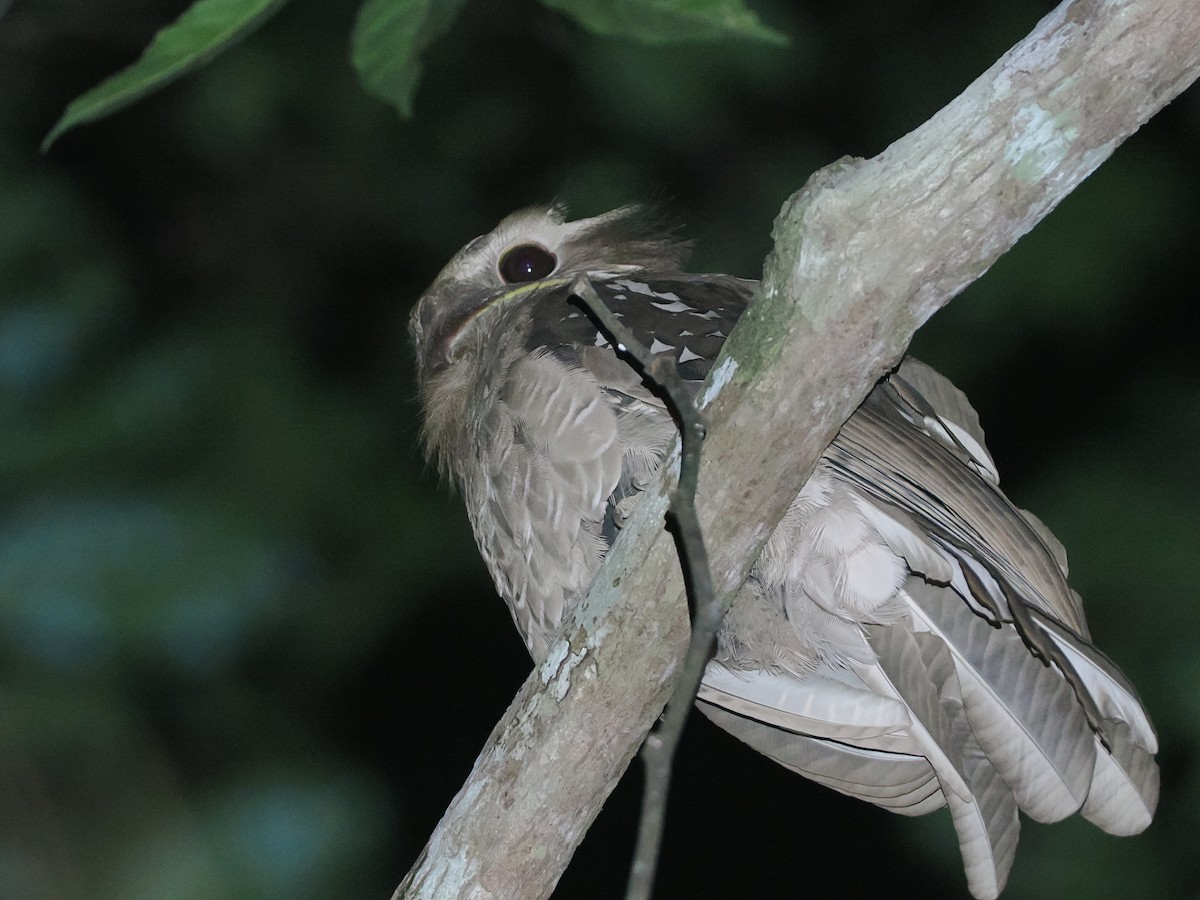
[2,1,1198,898]
[43,0,783,146]
[40,0,292,150]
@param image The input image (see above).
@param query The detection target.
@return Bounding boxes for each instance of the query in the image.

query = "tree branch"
[393,1,1200,897]
[564,274,723,900]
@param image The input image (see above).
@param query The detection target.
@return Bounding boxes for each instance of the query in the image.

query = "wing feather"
[901,576,1095,822]
[698,662,912,742]
[696,700,946,816]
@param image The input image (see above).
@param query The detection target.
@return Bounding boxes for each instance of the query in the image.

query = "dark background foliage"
[1,1,1198,898]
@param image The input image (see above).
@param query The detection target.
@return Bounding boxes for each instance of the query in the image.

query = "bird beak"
[416,278,570,375]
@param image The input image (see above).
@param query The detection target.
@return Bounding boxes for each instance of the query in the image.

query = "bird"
[409,204,1159,899]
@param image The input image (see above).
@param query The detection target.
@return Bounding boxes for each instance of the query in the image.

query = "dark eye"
[499,243,557,283]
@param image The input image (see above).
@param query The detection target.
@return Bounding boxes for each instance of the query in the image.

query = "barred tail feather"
[698,662,912,742]
[1082,722,1159,835]
[901,576,1096,822]
[943,722,1021,900]
[865,623,1021,899]
[696,700,946,816]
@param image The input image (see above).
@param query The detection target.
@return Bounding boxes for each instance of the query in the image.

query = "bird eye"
[498,243,557,283]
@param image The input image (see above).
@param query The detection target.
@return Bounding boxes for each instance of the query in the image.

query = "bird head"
[409,204,689,380]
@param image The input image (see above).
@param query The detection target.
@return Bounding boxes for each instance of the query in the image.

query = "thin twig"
[569,274,732,900]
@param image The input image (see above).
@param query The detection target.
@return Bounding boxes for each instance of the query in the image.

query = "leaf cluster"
[43,0,786,149]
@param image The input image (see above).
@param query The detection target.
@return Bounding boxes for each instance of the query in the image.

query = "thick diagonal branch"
[566,274,723,900]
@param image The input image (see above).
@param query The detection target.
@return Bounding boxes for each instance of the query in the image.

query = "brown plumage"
[410,205,1158,898]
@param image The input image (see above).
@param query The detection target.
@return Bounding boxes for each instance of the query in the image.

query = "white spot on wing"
[651,299,693,313]
[613,279,651,295]
[649,338,672,354]
[678,346,703,363]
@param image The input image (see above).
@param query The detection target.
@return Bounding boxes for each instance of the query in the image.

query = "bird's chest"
[457,349,645,653]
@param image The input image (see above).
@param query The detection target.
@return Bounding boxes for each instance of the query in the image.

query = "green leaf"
[542,0,788,44]
[41,0,292,152]
[352,0,470,117]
